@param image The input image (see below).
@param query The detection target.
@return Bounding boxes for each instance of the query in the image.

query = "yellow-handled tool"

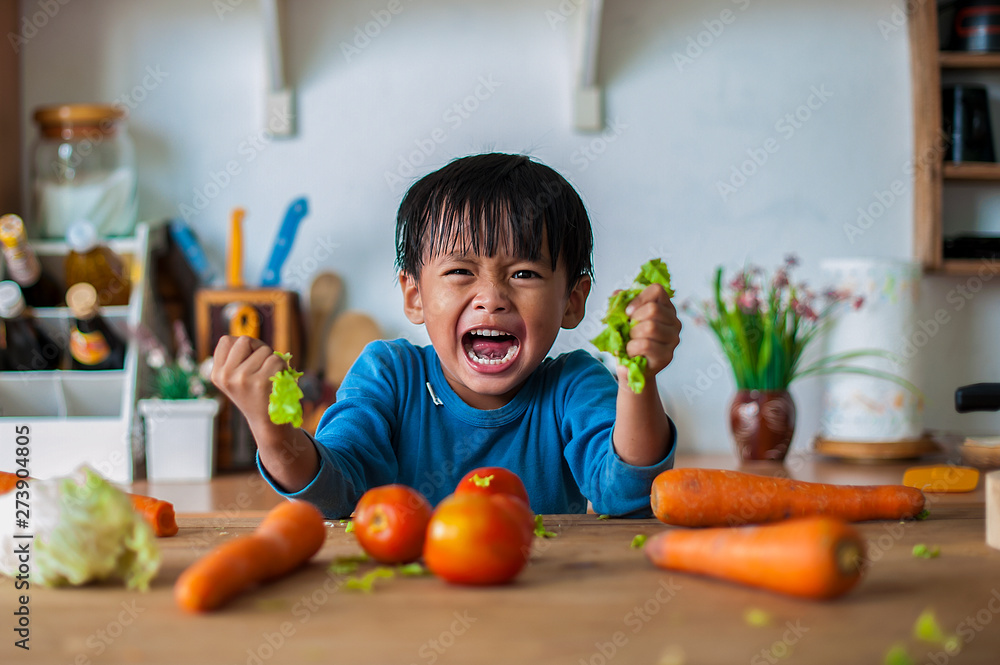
[227,207,245,288]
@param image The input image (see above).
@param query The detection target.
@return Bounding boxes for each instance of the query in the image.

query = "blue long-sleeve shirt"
[258,339,675,518]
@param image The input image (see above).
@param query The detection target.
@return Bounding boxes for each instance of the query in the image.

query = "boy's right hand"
[211,335,288,433]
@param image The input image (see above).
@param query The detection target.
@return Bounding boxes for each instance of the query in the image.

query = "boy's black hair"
[395,153,594,287]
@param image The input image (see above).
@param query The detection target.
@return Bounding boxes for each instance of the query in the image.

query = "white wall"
[19,0,1000,452]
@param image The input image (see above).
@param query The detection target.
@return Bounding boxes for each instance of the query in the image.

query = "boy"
[212,153,680,518]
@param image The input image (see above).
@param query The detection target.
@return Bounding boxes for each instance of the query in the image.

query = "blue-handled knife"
[260,196,308,287]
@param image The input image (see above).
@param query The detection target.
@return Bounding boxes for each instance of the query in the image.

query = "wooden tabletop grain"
[2,453,998,665]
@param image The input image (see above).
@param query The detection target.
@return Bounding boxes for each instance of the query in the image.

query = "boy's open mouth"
[462,328,520,367]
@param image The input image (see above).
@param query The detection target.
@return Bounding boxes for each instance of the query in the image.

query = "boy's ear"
[561,275,591,329]
[400,271,425,324]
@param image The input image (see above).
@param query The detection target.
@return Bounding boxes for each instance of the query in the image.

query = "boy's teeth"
[470,329,506,337]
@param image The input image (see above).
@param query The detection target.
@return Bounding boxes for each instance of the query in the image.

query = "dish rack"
[0,223,154,483]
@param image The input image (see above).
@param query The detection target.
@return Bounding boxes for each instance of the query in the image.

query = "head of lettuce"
[0,467,160,590]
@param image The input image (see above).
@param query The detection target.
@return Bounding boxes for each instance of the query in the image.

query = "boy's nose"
[473,282,509,312]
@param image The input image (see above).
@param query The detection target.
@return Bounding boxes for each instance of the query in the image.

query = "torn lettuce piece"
[268,351,304,428]
[591,258,673,394]
[0,467,160,591]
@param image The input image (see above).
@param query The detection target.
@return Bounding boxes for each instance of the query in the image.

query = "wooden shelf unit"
[940,51,1000,69]
[911,6,1000,274]
[943,161,1000,180]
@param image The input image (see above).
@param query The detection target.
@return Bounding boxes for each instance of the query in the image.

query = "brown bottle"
[0,214,63,307]
[65,220,130,307]
[0,280,62,371]
[66,282,125,371]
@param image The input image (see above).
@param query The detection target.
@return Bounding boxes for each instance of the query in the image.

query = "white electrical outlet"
[266,88,295,138]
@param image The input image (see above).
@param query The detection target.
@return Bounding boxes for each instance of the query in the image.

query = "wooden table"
[3,454,999,664]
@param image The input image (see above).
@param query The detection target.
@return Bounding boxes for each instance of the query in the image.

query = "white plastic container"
[139,398,219,482]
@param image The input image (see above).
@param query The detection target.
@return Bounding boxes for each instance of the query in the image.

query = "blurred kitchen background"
[5,0,1000,455]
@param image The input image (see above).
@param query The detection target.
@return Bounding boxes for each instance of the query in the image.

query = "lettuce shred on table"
[0,467,160,591]
[591,258,674,394]
[268,351,304,428]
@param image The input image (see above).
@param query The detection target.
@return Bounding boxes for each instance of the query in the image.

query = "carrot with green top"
[644,516,866,600]
[651,468,926,527]
[1,470,179,537]
[174,499,326,612]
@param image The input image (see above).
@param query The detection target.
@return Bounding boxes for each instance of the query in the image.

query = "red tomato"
[424,492,535,585]
[454,466,530,506]
[352,484,432,564]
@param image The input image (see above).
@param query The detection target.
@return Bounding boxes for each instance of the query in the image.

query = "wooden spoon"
[306,272,343,375]
[324,310,383,389]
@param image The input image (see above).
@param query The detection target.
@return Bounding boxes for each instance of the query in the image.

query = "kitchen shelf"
[909,4,1000,273]
[938,259,997,276]
[943,162,1000,180]
[0,223,154,483]
[939,51,1000,68]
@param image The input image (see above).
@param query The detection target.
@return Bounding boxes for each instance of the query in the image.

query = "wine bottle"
[0,214,63,307]
[0,280,62,371]
[66,282,125,371]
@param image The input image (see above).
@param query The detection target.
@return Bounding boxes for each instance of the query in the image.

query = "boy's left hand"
[621,283,681,380]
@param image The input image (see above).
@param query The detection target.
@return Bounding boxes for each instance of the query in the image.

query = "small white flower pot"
[139,398,220,482]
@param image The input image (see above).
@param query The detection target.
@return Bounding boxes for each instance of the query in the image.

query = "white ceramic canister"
[818,258,923,442]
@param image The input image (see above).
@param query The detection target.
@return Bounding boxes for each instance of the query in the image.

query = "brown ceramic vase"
[728,389,796,462]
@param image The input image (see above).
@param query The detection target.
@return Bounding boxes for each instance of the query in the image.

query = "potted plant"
[136,321,219,481]
[685,256,916,463]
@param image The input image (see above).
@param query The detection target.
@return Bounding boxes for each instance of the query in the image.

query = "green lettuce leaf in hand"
[268,351,304,428]
[591,258,674,394]
[0,467,160,590]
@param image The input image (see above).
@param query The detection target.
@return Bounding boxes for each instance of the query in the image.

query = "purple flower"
[737,290,759,312]
[784,254,800,268]
[772,269,789,290]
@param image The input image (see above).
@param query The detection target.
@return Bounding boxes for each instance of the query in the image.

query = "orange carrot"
[651,468,925,527]
[644,516,866,600]
[1,470,178,537]
[174,500,326,613]
[0,470,18,494]
[128,494,179,537]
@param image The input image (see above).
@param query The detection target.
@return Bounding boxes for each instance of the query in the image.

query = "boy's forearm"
[248,417,320,493]
[613,381,672,466]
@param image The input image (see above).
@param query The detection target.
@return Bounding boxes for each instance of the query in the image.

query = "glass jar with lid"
[31,104,137,240]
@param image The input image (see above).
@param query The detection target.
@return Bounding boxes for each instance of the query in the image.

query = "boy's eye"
[512,270,540,279]
[445,268,473,276]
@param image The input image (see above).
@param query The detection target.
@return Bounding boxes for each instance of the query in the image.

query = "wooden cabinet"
[911,2,1000,274]
[0,1,21,214]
